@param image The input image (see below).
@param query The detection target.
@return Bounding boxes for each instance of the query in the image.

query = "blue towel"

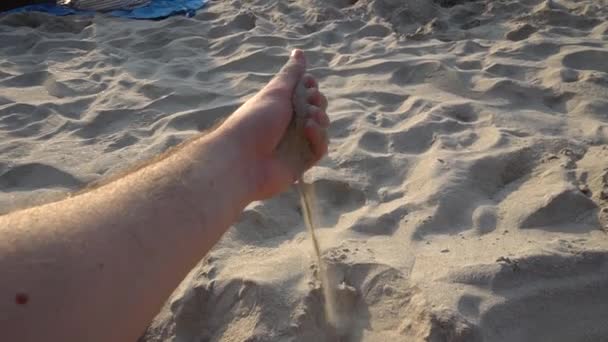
[9,0,208,19]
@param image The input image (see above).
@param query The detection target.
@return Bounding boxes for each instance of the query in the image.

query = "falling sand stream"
[296,180,342,333]
[276,71,354,338]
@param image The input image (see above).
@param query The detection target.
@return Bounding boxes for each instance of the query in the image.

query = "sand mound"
[2,0,608,341]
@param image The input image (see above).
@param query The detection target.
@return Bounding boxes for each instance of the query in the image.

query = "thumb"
[272,49,307,90]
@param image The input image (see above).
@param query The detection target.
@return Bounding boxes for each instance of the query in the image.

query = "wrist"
[188,127,258,206]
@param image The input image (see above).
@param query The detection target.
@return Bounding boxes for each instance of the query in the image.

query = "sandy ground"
[2,0,608,341]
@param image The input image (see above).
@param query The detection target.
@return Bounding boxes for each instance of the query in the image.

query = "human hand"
[218,50,330,200]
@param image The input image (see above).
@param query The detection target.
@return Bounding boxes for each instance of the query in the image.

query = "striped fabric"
[58,0,150,11]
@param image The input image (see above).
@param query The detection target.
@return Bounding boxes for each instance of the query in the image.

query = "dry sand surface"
[2,0,608,341]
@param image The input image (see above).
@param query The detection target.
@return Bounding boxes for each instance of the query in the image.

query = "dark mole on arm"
[15,293,29,305]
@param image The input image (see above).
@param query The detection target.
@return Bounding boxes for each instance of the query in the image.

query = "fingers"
[305,87,329,113]
[308,105,330,128]
[269,49,307,91]
[303,73,329,112]
[319,93,328,112]
[302,73,330,162]
[306,88,322,107]
[302,74,318,88]
[304,118,328,164]
[298,71,331,165]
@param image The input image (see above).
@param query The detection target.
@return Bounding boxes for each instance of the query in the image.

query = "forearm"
[0,128,252,341]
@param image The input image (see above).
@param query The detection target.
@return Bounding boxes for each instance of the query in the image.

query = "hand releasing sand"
[216,49,330,200]
[0,49,330,342]
[276,52,348,336]
[276,57,328,177]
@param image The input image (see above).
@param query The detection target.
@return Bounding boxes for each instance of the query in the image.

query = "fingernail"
[291,49,304,61]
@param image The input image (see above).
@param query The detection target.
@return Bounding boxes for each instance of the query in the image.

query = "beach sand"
[1,0,608,341]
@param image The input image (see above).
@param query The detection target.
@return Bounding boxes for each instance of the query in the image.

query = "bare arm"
[0,131,256,342]
[0,50,329,342]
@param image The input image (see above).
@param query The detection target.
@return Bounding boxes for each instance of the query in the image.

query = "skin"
[0,49,329,342]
